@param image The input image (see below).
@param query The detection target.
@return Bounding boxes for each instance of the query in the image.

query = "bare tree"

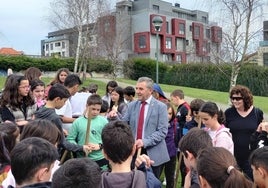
[96,9,132,78]
[209,0,264,89]
[49,0,104,73]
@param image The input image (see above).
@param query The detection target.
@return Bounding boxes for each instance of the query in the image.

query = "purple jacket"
[165,119,177,157]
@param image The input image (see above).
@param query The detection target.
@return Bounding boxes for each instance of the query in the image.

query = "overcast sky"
[0,0,265,55]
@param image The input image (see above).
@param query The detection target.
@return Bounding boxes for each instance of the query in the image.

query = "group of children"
[1,67,268,188]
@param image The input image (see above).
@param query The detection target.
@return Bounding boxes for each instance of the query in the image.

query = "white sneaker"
[162,177,167,186]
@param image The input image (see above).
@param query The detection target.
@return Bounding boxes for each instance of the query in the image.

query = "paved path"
[91,77,268,120]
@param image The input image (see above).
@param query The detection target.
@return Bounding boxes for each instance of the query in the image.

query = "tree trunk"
[229,62,242,89]
[74,28,82,73]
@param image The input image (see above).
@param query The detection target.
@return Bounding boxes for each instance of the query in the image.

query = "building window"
[166,21,169,33]
[55,42,61,47]
[202,16,207,23]
[206,28,210,39]
[139,35,146,49]
[189,25,192,32]
[163,54,172,61]
[263,53,268,66]
[194,26,200,37]
[217,29,222,40]
[206,42,211,53]
[50,44,53,50]
[153,5,159,13]
[45,44,49,51]
[176,54,182,63]
[179,23,185,35]
[166,37,172,49]
[62,42,65,49]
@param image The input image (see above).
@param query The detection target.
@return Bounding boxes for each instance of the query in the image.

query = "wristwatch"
[99,143,103,150]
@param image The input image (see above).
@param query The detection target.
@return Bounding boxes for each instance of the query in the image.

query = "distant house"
[0,47,24,55]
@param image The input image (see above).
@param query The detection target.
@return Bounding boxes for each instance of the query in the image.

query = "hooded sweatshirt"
[34,106,83,153]
[206,125,234,154]
[101,170,146,188]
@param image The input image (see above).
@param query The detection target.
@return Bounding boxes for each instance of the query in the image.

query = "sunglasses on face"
[230,96,243,101]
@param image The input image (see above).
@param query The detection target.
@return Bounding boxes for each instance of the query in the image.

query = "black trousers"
[161,155,176,188]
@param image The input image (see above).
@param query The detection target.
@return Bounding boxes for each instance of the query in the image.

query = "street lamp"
[152,15,163,84]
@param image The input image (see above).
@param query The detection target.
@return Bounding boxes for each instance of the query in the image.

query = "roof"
[0,47,23,55]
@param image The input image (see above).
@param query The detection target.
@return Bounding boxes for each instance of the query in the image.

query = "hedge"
[123,58,268,96]
[0,55,113,73]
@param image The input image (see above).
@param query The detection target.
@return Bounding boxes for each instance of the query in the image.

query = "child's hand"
[186,115,192,122]
[261,122,268,133]
[135,154,154,168]
[257,122,267,132]
[184,170,192,188]
[108,110,117,118]
[16,120,28,126]
[87,143,100,151]
[83,145,92,155]
[63,129,68,136]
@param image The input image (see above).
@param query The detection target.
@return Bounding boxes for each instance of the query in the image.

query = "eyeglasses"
[230,96,243,101]
[19,85,31,90]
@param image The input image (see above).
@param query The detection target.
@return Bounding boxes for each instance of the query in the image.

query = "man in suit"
[123,77,169,178]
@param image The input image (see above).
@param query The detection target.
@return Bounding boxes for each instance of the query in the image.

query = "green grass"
[117,78,268,114]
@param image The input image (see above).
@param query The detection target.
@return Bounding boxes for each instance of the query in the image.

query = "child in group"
[34,84,90,158]
[88,83,98,94]
[249,146,268,188]
[52,158,102,188]
[152,83,169,103]
[199,101,234,154]
[67,94,109,169]
[30,79,46,108]
[0,75,36,132]
[170,89,190,187]
[2,119,62,188]
[250,121,268,150]
[70,85,92,118]
[55,74,82,132]
[102,80,118,108]
[161,102,177,188]
[197,147,253,188]
[9,137,58,188]
[0,122,19,184]
[123,86,135,103]
[24,67,42,84]
[183,98,205,135]
[44,68,70,98]
[107,87,128,121]
[178,127,213,188]
[101,120,161,188]
[100,100,109,117]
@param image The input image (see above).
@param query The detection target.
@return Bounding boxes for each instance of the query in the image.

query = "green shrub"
[87,58,113,73]
[123,58,268,96]
[0,55,113,74]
